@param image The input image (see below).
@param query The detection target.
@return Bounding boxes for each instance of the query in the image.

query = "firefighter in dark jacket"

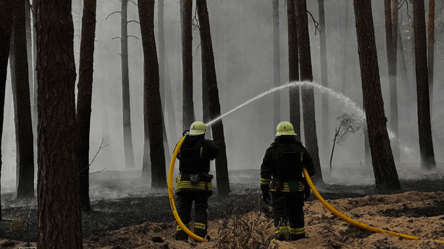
[175,121,220,241]
[260,121,315,241]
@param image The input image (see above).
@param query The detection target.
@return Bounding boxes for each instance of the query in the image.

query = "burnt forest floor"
[1,167,444,246]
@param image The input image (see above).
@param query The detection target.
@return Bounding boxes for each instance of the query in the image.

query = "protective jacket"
[174,134,220,240]
[175,135,220,194]
[260,135,315,241]
[260,135,315,192]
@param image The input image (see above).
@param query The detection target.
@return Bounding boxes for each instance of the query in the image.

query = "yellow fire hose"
[167,135,442,243]
[303,168,444,243]
[168,135,206,242]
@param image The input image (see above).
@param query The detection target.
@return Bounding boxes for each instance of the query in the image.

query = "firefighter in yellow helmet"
[260,121,315,241]
[175,121,220,241]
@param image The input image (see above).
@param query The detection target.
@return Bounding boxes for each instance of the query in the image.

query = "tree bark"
[353,0,400,190]
[139,0,167,189]
[35,0,83,247]
[272,0,280,127]
[11,0,35,199]
[0,0,14,221]
[384,0,400,162]
[397,16,413,113]
[295,0,323,186]
[340,0,350,95]
[413,0,436,169]
[182,0,195,131]
[427,0,435,110]
[287,0,301,142]
[76,0,97,212]
[165,58,178,145]
[196,0,231,196]
[318,0,329,161]
[121,0,135,169]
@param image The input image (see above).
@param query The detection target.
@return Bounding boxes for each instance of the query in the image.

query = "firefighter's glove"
[261,185,270,204]
[303,178,311,201]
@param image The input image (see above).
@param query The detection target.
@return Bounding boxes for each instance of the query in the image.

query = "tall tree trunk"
[165,58,178,146]
[272,0,280,127]
[32,0,38,149]
[0,0,14,221]
[287,0,301,142]
[35,0,83,247]
[340,0,350,95]
[427,0,435,110]
[182,0,194,131]
[76,0,97,212]
[157,0,170,160]
[295,0,323,186]
[139,0,167,189]
[384,0,400,162]
[11,0,35,199]
[25,0,33,112]
[121,0,135,169]
[196,0,231,196]
[158,0,165,112]
[412,0,436,169]
[318,0,329,161]
[353,0,400,191]
[397,17,413,112]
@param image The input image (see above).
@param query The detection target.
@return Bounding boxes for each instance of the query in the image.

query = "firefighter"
[260,121,315,241]
[175,121,220,241]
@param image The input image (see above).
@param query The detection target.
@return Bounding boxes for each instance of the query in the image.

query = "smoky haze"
[2,0,444,197]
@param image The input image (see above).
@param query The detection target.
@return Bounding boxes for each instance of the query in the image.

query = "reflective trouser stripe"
[290,227,305,235]
[194,222,206,230]
[270,181,304,192]
[260,178,271,185]
[176,181,213,191]
[275,226,289,234]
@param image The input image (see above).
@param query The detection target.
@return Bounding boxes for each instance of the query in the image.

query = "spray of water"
[205,80,414,157]
[206,81,363,126]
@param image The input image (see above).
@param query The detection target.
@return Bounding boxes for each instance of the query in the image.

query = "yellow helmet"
[189,121,206,136]
[276,121,296,136]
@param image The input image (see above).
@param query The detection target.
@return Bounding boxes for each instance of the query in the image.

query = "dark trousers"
[175,191,209,239]
[271,191,305,240]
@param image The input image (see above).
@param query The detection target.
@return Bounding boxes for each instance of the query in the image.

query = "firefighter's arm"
[205,140,220,160]
[260,148,273,187]
[301,148,315,180]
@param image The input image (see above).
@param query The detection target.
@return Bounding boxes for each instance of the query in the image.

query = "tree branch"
[106,11,121,20]
[306,10,320,35]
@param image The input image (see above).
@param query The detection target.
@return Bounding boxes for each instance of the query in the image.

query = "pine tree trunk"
[165,59,178,145]
[196,0,231,196]
[272,0,280,127]
[295,0,323,186]
[340,0,350,95]
[76,0,97,212]
[384,0,400,162]
[318,0,329,161]
[412,0,436,169]
[182,0,194,131]
[157,0,170,159]
[397,17,412,114]
[35,0,83,247]
[0,0,14,221]
[121,0,135,169]
[139,0,167,189]
[427,0,435,110]
[353,0,400,190]
[287,0,301,141]
[11,0,35,199]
